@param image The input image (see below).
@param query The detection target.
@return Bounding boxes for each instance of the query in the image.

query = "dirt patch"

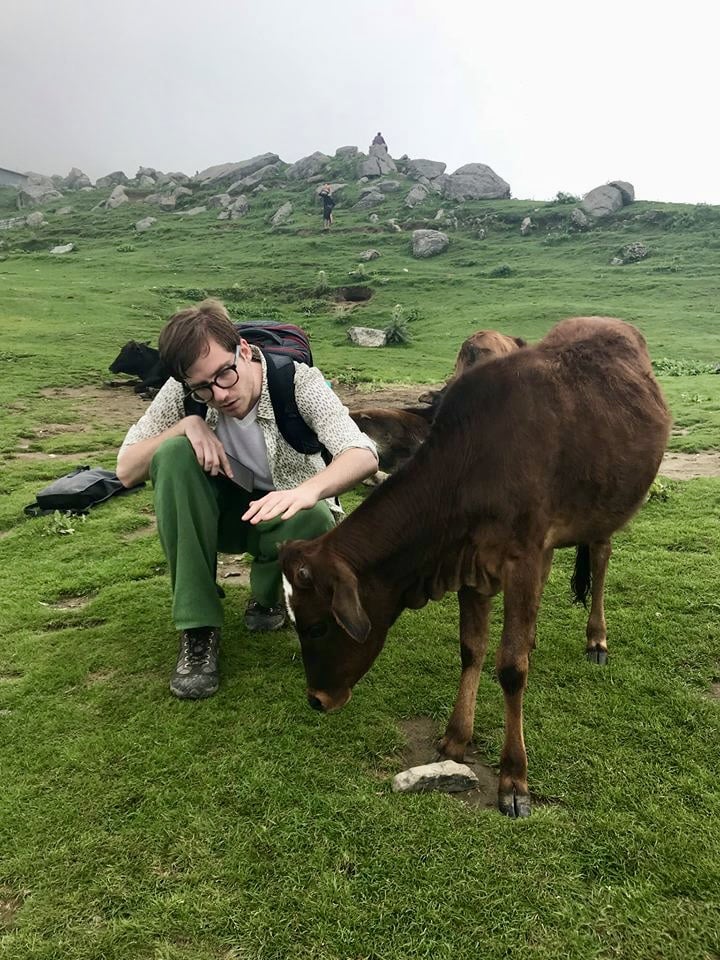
[659,451,720,480]
[85,668,118,686]
[334,382,442,410]
[123,520,157,541]
[0,888,26,931]
[217,553,251,585]
[334,285,373,303]
[49,594,94,611]
[0,670,23,683]
[397,717,499,811]
[38,385,149,430]
[708,682,720,700]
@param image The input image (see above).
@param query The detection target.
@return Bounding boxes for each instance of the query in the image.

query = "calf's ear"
[331,573,371,644]
[514,336,527,348]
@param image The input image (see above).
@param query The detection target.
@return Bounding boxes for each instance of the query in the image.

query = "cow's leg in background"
[437,588,492,762]
[496,554,544,818]
[585,539,612,665]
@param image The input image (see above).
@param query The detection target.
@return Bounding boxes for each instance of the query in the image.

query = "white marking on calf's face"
[281,574,296,625]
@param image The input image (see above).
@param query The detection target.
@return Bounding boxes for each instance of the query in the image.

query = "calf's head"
[109,340,159,376]
[280,540,389,713]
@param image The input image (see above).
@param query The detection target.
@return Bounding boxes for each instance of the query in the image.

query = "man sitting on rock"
[116,299,378,700]
[372,132,387,147]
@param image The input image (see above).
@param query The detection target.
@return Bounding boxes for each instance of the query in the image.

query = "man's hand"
[242,487,319,524]
[184,417,233,478]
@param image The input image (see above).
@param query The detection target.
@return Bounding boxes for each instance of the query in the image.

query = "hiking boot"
[170,627,220,699]
[244,598,286,632]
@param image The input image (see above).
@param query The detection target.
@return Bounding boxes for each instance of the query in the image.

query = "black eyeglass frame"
[183,345,240,403]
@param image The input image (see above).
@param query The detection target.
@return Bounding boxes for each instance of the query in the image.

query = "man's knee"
[151,436,197,481]
[278,502,335,542]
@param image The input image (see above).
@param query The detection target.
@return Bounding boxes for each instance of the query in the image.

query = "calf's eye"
[305,622,328,640]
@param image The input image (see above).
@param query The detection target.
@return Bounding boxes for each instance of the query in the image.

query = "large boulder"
[335,145,358,158]
[96,170,129,189]
[315,182,345,196]
[136,166,161,180]
[50,243,74,254]
[105,185,129,209]
[17,175,62,207]
[62,167,92,189]
[406,158,446,180]
[166,171,190,184]
[411,229,449,258]
[207,193,232,209]
[286,152,331,180]
[195,154,281,185]
[436,163,511,201]
[271,201,293,226]
[405,183,429,208]
[358,144,397,178]
[135,216,157,232]
[347,326,387,347]
[581,184,624,218]
[375,180,402,193]
[609,180,635,204]
[229,195,250,219]
[228,162,282,193]
[25,211,45,227]
[353,190,385,209]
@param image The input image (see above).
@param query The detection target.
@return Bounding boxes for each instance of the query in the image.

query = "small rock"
[50,243,74,254]
[520,216,533,235]
[358,249,380,261]
[229,195,250,219]
[135,216,157,232]
[391,760,479,794]
[405,183,429,208]
[25,211,45,228]
[56,206,73,216]
[179,206,207,216]
[570,207,589,229]
[347,326,387,347]
[354,190,385,209]
[368,213,379,223]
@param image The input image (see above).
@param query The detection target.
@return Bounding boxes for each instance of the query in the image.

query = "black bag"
[23,466,144,517]
[184,321,331,463]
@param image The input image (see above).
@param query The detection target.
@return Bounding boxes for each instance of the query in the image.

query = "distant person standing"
[372,132,387,147]
[319,184,336,231]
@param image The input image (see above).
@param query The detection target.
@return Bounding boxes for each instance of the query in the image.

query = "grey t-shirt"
[214,402,274,491]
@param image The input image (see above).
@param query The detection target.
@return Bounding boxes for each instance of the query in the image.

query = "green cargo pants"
[151,436,335,630]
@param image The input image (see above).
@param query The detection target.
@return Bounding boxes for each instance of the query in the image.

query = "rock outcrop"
[358,144,397,178]
[195,154,281,185]
[286,152,330,180]
[436,163,511,201]
[581,181,635,218]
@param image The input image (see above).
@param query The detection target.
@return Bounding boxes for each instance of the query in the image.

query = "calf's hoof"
[498,789,532,819]
[586,647,608,665]
[436,734,466,764]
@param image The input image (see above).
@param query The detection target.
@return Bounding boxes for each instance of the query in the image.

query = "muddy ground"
[8,382,720,480]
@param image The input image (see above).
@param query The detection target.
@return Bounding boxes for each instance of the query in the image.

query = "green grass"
[1,176,719,959]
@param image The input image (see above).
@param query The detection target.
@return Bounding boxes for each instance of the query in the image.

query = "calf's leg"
[586,540,612,665]
[437,588,492,762]
[496,555,543,818]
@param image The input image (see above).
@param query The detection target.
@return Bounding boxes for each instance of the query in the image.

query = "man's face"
[184,338,260,418]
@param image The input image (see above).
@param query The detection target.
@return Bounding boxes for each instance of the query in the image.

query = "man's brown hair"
[158,299,239,381]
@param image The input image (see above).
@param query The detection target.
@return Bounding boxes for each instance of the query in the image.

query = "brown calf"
[352,330,526,475]
[281,317,671,818]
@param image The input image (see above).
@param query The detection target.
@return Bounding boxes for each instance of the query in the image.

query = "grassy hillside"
[0,173,719,959]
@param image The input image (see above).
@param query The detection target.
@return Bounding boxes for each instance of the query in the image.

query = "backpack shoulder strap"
[264,353,330,462]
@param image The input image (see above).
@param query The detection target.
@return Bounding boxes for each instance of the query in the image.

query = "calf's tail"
[571,543,591,606]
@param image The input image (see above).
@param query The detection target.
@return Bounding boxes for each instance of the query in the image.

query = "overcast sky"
[1,0,716,204]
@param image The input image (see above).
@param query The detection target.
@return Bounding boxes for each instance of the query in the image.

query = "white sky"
[1,0,717,204]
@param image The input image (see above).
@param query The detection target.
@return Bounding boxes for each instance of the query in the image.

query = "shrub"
[117,243,135,253]
[652,358,716,376]
[384,304,413,345]
[488,263,513,278]
[315,269,329,295]
[554,191,580,204]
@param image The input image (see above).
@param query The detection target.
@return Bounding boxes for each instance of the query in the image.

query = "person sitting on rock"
[372,132,387,147]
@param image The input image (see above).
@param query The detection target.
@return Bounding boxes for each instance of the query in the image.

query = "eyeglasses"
[184,346,240,403]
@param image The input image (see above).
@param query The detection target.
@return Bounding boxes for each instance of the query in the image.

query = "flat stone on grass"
[392,759,479,794]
